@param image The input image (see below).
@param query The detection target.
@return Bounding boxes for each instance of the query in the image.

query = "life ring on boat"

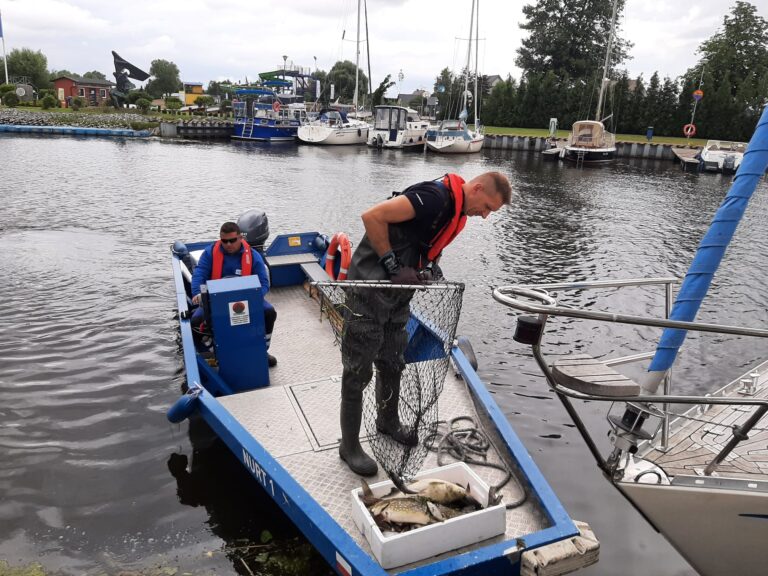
[325,232,352,280]
[683,123,696,137]
[272,101,281,113]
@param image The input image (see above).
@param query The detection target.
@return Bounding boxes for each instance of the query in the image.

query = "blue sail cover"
[642,106,768,393]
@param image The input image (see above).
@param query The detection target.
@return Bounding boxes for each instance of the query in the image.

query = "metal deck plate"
[218,284,550,572]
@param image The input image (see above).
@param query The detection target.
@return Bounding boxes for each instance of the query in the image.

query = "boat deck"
[641,361,768,480]
[217,284,549,571]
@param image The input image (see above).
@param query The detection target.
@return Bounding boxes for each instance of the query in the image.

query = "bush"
[2,92,19,107]
[71,96,85,111]
[194,95,215,107]
[0,83,15,95]
[136,98,152,113]
[127,90,153,105]
[165,97,183,111]
[41,95,57,109]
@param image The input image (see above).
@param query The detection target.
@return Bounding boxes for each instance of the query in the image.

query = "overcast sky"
[1,0,766,94]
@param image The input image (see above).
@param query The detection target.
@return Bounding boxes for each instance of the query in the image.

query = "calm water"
[1,135,767,576]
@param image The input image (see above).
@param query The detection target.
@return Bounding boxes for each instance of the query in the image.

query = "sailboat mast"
[353,0,361,113]
[595,0,619,122]
[473,0,479,130]
[462,0,476,116]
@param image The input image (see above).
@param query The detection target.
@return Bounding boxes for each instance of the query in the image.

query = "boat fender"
[683,123,696,137]
[513,316,544,345]
[167,386,203,423]
[455,335,479,371]
[325,232,352,280]
[172,240,195,273]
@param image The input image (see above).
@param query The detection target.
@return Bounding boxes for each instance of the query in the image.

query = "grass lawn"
[484,125,708,147]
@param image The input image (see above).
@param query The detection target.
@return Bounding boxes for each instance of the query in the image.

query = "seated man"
[191,221,277,367]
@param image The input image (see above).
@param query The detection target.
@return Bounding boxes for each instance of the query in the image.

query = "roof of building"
[52,75,116,87]
[485,74,503,85]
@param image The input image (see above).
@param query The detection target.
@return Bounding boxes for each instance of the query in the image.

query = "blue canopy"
[235,88,276,96]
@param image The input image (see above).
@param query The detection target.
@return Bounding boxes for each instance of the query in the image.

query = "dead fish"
[406,478,470,505]
[369,496,443,526]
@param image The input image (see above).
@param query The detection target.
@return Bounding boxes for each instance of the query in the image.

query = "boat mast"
[473,0,480,130]
[353,0,361,115]
[462,0,476,118]
[595,0,619,122]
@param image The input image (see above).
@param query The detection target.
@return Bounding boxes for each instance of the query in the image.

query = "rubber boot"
[375,371,418,447]
[339,397,378,476]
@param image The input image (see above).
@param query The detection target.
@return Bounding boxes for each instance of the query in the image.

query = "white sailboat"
[560,0,618,165]
[425,0,484,154]
[297,0,369,145]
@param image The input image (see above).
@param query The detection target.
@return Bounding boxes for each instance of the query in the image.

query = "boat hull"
[297,124,368,145]
[619,478,768,576]
[560,145,616,164]
[233,120,299,142]
[425,132,484,154]
[367,128,427,149]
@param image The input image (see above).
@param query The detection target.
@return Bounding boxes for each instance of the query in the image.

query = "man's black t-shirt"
[397,179,455,253]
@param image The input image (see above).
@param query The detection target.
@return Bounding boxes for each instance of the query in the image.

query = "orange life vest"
[426,173,467,262]
[211,239,253,279]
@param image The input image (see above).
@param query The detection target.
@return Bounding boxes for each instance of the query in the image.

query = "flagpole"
[1,10,8,85]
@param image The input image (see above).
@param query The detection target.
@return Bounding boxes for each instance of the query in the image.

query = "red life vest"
[426,173,467,262]
[211,239,253,279]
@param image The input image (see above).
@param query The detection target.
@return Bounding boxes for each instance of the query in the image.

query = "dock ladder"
[242,120,254,139]
[576,149,586,168]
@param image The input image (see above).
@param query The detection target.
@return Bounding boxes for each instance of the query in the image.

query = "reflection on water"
[1,134,766,575]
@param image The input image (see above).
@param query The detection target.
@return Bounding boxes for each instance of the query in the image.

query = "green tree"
[516,0,633,79]
[2,91,19,107]
[127,90,153,104]
[371,74,395,108]
[82,70,107,80]
[194,95,215,107]
[327,60,368,104]
[41,94,57,109]
[682,1,768,140]
[49,69,74,81]
[146,59,181,98]
[3,48,50,88]
[136,98,152,113]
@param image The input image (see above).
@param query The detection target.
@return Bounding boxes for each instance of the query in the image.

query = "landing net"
[316,280,465,481]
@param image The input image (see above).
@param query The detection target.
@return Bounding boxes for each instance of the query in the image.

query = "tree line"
[476,1,768,141]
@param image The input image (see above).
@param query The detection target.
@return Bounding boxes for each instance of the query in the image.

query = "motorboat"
[168,216,601,575]
[699,140,747,174]
[367,105,429,149]
[232,88,308,142]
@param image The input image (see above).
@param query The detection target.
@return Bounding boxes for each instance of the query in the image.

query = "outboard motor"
[237,209,269,253]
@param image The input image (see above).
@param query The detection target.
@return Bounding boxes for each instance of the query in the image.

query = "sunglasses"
[220,237,240,245]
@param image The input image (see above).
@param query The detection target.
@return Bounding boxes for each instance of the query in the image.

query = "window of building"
[100,89,106,98]
[78,88,85,97]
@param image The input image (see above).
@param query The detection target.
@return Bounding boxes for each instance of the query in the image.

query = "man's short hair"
[220,221,240,235]
[483,171,512,205]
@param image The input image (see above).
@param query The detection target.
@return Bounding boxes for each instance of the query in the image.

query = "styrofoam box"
[350,462,507,569]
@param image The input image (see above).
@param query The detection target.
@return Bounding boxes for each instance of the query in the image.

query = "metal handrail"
[493,278,768,474]
[493,284,768,339]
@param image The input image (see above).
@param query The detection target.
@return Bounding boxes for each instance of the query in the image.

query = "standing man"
[191,222,277,367]
[339,172,511,475]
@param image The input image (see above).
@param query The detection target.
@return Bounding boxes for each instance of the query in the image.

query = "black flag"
[111,51,150,81]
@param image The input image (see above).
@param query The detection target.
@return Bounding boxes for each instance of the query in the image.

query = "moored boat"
[232,88,308,142]
[367,105,429,149]
[699,139,747,174]
[297,109,369,145]
[168,214,600,575]
[560,0,618,165]
[493,104,768,576]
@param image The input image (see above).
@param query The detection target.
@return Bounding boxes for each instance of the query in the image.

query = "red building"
[52,75,116,107]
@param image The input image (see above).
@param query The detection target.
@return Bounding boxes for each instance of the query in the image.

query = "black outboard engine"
[237,209,269,253]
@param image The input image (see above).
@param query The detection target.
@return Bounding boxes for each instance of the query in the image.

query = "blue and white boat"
[168,216,599,575]
[232,88,308,142]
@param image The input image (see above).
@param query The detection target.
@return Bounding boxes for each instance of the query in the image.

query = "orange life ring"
[272,100,281,113]
[325,232,352,280]
[683,123,696,137]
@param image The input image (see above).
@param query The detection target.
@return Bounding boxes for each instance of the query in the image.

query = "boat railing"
[492,277,768,477]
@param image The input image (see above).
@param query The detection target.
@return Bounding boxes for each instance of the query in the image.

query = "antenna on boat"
[353,0,361,115]
[474,0,480,131]
[594,0,619,123]
[461,0,476,120]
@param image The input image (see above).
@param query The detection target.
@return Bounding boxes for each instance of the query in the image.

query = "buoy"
[683,123,697,138]
[167,386,203,423]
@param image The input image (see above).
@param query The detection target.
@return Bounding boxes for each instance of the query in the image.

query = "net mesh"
[317,280,465,481]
